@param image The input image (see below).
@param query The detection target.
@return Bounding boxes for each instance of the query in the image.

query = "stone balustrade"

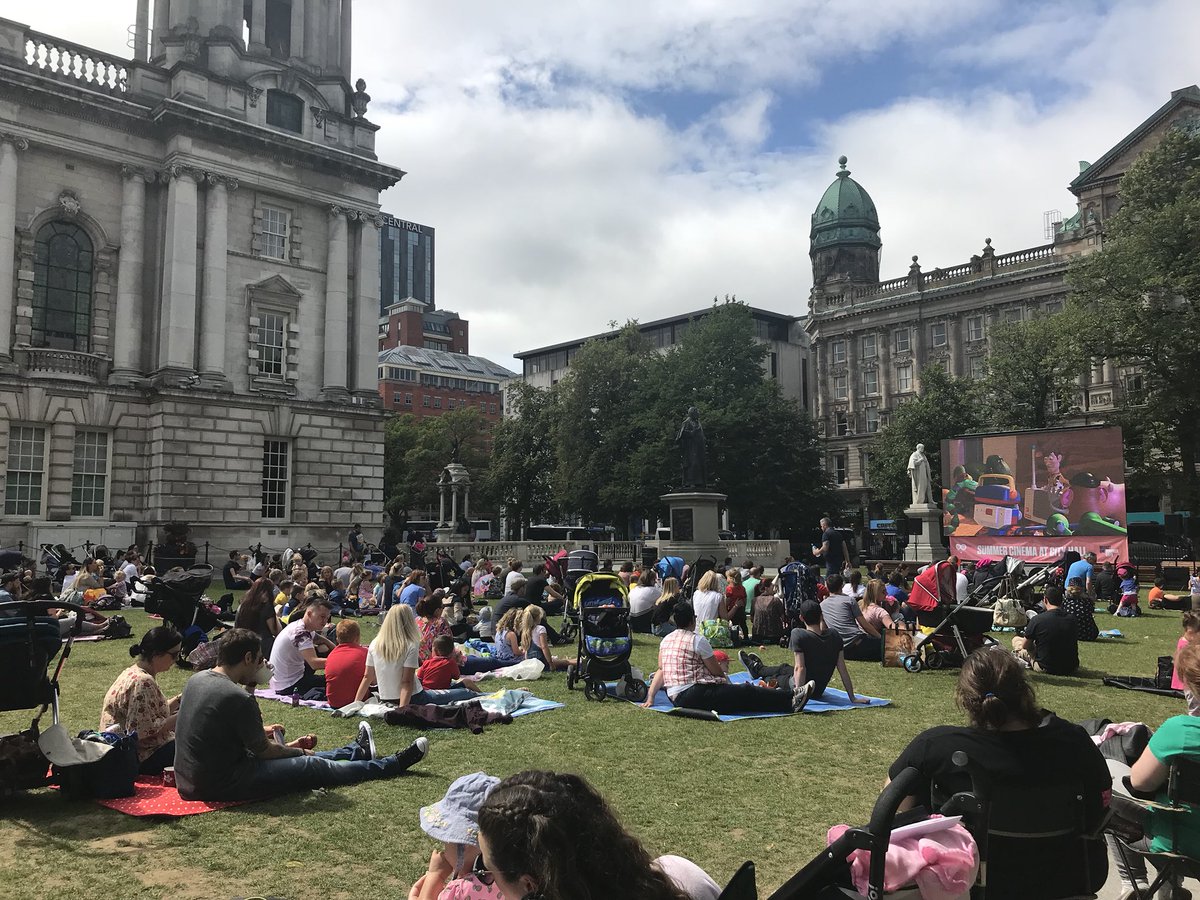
[924,262,975,284]
[994,244,1055,268]
[407,539,790,567]
[22,29,129,93]
[15,346,110,382]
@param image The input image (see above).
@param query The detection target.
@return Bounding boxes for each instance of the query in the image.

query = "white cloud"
[6,0,1199,368]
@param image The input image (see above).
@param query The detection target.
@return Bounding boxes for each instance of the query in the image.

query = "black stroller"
[565,571,648,703]
[551,548,599,643]
[902,560,996,673]
[0,599,87,795]
[135,564,222,653]
[681,553,719,600]
[39,543,80,589]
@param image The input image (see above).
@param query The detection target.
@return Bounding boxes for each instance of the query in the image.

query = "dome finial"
[837,155,849,178]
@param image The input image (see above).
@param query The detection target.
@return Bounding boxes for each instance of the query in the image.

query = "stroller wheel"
[928,651,945,670]
[902,655,923,673]
[583,679,608,702]
[566,665,577,691]
[624,679,649,703]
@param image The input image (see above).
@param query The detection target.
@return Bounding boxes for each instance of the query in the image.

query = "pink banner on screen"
[951,536,1130,565]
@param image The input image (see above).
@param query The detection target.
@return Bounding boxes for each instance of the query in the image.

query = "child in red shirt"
[417,635,481,693]
[323,620,368,709]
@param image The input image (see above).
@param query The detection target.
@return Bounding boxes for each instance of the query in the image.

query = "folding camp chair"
[1112,757,1200,900]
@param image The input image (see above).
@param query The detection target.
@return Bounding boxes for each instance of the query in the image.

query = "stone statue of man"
[907,443,933,505]
[676,406,707,490]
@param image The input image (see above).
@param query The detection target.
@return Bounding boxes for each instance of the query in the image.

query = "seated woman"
[886,648,1110,893]
[651,577,681,638]
[750,578,785,645]
[689,571,725,624]
[354,605,477,707]
[1107,638,1200,896]
[627,569,661,633]
[859,578,897,633]
[1059,577,1100,642]
[491,608,524,665]
[99,626,183,774]
[723,569,748,643]
[642,601,814,715]
[234,575,281,658]
[519,605,571,671]
[477,770,713,900]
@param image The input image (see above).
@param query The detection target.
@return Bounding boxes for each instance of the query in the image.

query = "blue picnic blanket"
[612,671,891,722]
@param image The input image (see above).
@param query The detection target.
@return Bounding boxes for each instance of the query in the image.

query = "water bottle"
[291,689,300,707]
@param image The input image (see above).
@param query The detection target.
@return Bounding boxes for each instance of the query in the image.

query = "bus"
[524,524,616,543]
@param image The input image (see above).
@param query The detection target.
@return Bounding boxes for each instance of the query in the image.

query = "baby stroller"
[135,564,222,653]
[0,598,87,795]
[681,554,718,600]
[565,572,647,703]
[39,543,80,588]
[779,560,819,632]
[902,560,995,673]
[553,549,598,643]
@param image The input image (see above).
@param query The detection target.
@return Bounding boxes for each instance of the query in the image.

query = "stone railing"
[722,540,791,563]
[852,276,911,299]
[22,29,129,93]
[994,244,1055,268]
[411,539,789,567]
[924,262,975,284]
[15,346,110,382]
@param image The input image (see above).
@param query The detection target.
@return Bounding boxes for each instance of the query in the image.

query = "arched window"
[32,221,93,352]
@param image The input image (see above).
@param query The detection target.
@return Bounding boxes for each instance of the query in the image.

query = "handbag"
[698,619,733,649]
[54,730,139,799]
[0,722,51,794]
[992,598,1028,628]
[882,621,916,668]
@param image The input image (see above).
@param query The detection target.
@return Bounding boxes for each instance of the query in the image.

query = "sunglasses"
[471,854,495,886]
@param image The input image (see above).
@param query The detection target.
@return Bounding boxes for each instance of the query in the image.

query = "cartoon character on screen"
[1061,472,1128,536]
[944,464,978,531]
[1043,450,1070,515]
[972,455,1022,533]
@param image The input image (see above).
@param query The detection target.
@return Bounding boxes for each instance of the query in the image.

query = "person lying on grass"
[641,600,815,715]
[174,627,428,801]
[477,770,720,900]
[739,600,870,705]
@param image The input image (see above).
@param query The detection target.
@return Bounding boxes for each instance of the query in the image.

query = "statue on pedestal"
[676,407,707,490]
[907,443,933,506]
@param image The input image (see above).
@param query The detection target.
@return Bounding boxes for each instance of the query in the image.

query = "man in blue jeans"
[174,628,428,801]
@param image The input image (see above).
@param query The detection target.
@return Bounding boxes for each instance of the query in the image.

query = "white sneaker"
[355,721,377,759]
[792,679,816,713]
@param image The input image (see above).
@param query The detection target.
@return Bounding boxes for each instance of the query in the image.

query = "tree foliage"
[483,380,560,538]
[867,366,984,522]
[983,312,1088,430]
[1069,126,1200,528]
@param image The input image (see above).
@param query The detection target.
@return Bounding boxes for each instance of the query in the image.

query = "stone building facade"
[806,86,1200,536]
[0,1,403,554]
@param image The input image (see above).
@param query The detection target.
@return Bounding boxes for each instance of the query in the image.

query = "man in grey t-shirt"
[174,628,429,801]
[818,574,883,662]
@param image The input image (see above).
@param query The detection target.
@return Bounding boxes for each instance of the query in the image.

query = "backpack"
[105,615,133,639]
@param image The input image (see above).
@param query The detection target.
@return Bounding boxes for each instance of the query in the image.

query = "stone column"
[111,166,151,383]
[250,0,267,51]
[439,482,446,526]
[845,331,857,417]
[200,174,236,387]
[451,484,459,525]
[290,0,306,59]
[913,319,926,393]
[340,0,353,78]
[152,0,169,58]
[353,215,382,399]
[158,165,202,377]
[134,0,151,61]
[878,330,892,405]
[0,134,27,369]
[462,486,470,521]
[322,206,350,399]
[305,0,324,65]
[948,317,961,377]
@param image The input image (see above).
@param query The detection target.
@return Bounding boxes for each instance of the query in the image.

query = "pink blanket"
[827,820,978,900]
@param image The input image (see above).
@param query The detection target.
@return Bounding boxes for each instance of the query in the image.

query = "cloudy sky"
[9,0,1199,369]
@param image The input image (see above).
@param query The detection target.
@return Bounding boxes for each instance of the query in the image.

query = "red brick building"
[378,344,514,422]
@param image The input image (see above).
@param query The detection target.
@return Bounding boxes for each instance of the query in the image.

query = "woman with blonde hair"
[354,604,476,706]
[859,579,896,631]
[651,577,681,637]
[691,570,725,623]
[519,606,571,671]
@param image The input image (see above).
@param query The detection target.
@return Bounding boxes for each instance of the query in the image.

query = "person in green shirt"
[741,566,762,619]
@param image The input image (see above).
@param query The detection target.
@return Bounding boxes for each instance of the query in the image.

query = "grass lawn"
[0,596,1189,899]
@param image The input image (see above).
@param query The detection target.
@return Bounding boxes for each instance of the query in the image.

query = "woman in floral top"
[416,593,454,663]
[99,626,182,774]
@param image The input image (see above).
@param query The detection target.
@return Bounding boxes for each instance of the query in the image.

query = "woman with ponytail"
[99,625,184,773]
[884,648,1110,888]
[476,770,701,900]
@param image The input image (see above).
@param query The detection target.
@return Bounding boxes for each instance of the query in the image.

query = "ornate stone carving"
[0,133,30,151]
[57,189,82,219]
[120,164,156,183]
[246,87,264,107]
[351,79,371,118]
[204,172,240,191]
[161,164,205,183]
[180,18,201,63]
[311,107,328,127]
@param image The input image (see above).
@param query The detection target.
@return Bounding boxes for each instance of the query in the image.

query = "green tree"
[484,381,560,538]
[382,407,493,525]
[983,312,1087,429]
[1069,126,1200,532]
[867,366,984,522]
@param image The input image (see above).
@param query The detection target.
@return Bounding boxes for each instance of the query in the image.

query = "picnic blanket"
[332,689,563,721]
[94,776,251,817]
[619,671,891,722]
[254,689,334,710]
[1098,629,1123,639]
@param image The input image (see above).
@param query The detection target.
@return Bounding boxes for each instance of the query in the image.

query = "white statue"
[907,443,933,505]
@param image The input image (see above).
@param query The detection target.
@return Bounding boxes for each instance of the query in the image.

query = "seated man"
[323,619,368,709]
[1013,588,1079,675]
[174,628,429,801]
[740,601,870,704]
[268,596,336,696]
[222,550,252,591]
[820,573,883,661]
[641,601,814,715]
[524,563,565,616]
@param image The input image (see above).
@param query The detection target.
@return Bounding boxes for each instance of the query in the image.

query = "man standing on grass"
[174,628,428,801]
[812,517,845,578]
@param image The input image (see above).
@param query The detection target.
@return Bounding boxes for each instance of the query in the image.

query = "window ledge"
[250,376,297,397]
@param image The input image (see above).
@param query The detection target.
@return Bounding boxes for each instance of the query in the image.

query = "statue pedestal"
[903,503,947,563]
[659,491,727,560]
[434,526,455,543]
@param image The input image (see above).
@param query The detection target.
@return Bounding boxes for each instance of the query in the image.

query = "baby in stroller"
[1115,563,1141,618]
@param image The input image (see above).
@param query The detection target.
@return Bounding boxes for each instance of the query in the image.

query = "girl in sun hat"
[409,771,503,900]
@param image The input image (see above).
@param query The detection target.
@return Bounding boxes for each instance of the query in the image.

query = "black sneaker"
[356,722,377,760]
[738,650,763,678]
[388,736,429,773]
[792,680,816,713]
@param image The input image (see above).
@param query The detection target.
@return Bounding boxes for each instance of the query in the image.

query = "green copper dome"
[810,156,882,252]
